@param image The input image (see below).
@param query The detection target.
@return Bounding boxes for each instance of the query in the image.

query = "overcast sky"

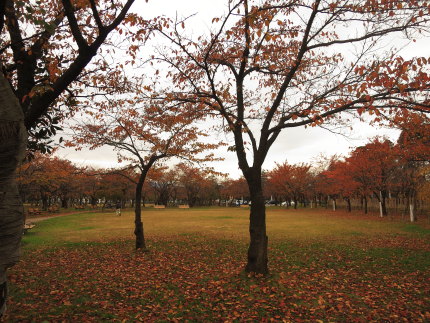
[55,0,430,179]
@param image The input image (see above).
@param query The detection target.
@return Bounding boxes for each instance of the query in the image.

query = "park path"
[26,211,92,223]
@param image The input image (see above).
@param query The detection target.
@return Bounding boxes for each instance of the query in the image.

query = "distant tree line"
[267,137,430,222]
[18,131,429,222]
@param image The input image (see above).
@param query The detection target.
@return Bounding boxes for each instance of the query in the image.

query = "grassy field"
[4,207,430,322]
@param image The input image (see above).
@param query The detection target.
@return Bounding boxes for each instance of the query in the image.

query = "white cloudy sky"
[55,0,430,179]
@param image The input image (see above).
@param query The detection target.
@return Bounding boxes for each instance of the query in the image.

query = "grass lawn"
[4,207,430,322]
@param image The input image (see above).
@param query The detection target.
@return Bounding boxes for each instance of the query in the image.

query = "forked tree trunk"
[0,72,27,315]
[245,170,268,275]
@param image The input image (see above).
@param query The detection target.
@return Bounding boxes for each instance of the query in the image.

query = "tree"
[148,167,178,206]
[348,138,398,217]
[314,156,361,212]
[17,153,79,209]
[78,167,105,207]
[395,113,430,221]
[176,163,221,207]
[268,162,313,209]
[158,0,430,273]
[220,177,249,206]
[69,97,220,250]
[0,0,138,315]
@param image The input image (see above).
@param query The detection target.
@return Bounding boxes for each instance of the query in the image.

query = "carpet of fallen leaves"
[4,234,430,322]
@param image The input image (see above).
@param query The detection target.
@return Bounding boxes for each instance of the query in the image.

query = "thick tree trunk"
[245,170,268,275]
[134,173,147,251]
[61,198,67,208]
[0,71,27,316]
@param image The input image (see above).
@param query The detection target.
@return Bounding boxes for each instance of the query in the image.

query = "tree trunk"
[363,195,368,214]
[381,191,388,217]
[0,71,27,316]
[346,198,351,212]
[408,192,416,222]
[377,190,388,217]
[134,173,147,251]
[41,194,48,211]
[61,197,68,208]
[244,169,268,275]
[90,196,97,207]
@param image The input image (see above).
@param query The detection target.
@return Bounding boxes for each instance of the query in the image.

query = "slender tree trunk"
[408,191,417,222]
[0,71,27,316]
[377,190,388,217]
[381,191,388,217]
[245,169,268,275]
[91,196,97,207]
[134,173,147,251]
[346,198,351,212]
[41,194,48,211]
[363,195,368,214]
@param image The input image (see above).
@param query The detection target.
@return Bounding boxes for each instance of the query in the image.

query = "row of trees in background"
[19,132,430,221]
[268,135,430,222]
[17,154,222,209]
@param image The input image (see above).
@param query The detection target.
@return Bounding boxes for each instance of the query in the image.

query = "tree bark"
[346,198,351,212]
[0,71,27,316]
[363,195,368,214]
[41,194,48,211]
[244,169,268,275]
[408,192,416,222]
[376,190,388,217]
[134,172,147,251]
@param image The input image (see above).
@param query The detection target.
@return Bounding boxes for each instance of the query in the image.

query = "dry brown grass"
[24,207,428,247]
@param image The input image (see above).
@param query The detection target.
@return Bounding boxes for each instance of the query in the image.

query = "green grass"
[5,207,430,322]
[402,223,430,235]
